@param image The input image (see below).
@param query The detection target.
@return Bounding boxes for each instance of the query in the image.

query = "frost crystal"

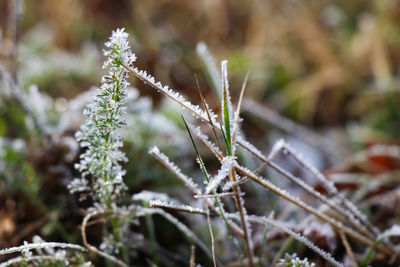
[205,156,236,194]
[71,28,135,204]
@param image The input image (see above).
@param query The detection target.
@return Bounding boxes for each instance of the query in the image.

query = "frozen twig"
[149,200,207,215]
[0,242,85,256]
[81,211,128,267]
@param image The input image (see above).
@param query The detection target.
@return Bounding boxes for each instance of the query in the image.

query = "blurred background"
[1,0,399,140]
[1,0,400,265]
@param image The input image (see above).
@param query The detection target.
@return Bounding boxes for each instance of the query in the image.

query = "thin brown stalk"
[229,169,254,267]
[340,231,357,267]
[81,211,128,267]
[196,80,224,156]
[186,122,223,161]
[206,208,217,267]
[271,237,293,267]
[232,71,249,146]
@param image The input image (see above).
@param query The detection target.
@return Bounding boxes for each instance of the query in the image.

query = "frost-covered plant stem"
[0,242,86,255]
[220,61,254,266]
[71,28,136,265]
[74,28,135,205]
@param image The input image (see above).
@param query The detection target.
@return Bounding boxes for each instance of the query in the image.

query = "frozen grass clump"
[118,28,395,266]
[2,23,400,266]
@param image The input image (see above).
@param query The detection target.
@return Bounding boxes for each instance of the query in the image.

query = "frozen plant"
[70,28,136,205]
[0,236,88,267]
[67,28,138,267]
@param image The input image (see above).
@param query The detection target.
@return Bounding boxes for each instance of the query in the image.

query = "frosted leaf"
[222,177,249,191]
[0,242,86,256]
[236,135,267,161]
[196,42,221,97]
[266,160,368,234]
[186,122,222,159]
[67,178,90,194]
[220,60,235,149]
[268,138,285,160]
[283,141,338,194]
[149,199,207,214]
[132,190,170,203]
[125,63,220,127]
[149,146,201,195]
[205,156,236,194]
[194,192,238,199]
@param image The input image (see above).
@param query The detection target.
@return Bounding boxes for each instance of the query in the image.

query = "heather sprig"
[70,28,136,205]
